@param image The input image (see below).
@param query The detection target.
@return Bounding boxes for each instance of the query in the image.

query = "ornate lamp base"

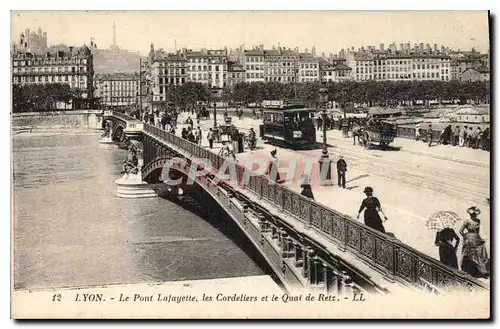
[318,154,334,186]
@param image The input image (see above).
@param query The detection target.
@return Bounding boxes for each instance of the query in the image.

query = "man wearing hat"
[336,155,347,189]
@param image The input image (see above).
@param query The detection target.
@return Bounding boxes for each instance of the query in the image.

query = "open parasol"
[425,211,462,231]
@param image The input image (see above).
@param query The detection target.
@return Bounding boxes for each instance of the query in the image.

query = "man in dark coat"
[336,155,347,189]
[426,124,433,147]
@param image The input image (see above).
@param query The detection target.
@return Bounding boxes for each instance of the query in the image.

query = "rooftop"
[455,106,489,115]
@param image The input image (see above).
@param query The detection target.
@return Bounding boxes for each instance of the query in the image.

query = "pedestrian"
[207,128,214,149]
[482,127,490,151]
[463,125,469,147]
[459,126,465,147]
[426,124,433,147]
[187,116,194,130]
[300,173,310,188]
[336,155,347,189]
[475,128,483,150]
[467,127,474,148]
[415,124,421,141]
[459,206,490,278]
[470,126,479,149]
[161,114,167,130]
[453,126,460,146]
[436,227,460,270]
[181,127,187,139]
[196,126,202,146]
[356,186,388,234]
[301,184,315,200]
[267,149,281,183]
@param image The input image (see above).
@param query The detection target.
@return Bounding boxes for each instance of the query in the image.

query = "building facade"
[227,61,245,89]
[11,45,94,107]
[207,49,228,89]
[321,63,353,82]
[350,53,451,82]
[263,48,299,83]
[243,48,265,83]
[94,72,139,107]
[459,68,490,82]
[150,53,188,102]
[298,54,320,82]
[186,51,209,85]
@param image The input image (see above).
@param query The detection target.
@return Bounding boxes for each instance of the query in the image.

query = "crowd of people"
[434,207,490,279]
[417,124,491,151]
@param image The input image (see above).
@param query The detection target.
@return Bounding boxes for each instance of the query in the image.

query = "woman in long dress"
[436,228,460,269]
[459,206,490,278]
[356,187,388,234]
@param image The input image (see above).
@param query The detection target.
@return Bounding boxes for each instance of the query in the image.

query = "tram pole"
[318,109,333,186]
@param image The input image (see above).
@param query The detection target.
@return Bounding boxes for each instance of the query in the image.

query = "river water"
[13,132,268,290]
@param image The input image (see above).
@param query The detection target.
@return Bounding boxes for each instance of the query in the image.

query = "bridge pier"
[112,120,159,199]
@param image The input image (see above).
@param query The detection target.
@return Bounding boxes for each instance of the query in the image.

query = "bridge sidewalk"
[174,115,490,287]
[181,113,490,167]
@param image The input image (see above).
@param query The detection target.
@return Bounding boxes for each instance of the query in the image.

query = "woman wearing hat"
[356,187,387,234]
[459,206,490,278]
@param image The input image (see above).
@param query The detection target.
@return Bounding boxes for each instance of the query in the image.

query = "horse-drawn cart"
[360,122,397,150]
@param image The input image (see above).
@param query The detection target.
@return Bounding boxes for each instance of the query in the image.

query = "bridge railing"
[138,118,488,293]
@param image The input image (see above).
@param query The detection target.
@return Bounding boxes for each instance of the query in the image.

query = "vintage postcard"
[11,10,491,319]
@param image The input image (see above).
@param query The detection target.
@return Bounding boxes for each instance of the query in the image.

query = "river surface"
[13,132,267,290]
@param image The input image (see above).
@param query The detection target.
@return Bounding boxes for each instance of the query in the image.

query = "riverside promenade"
[176,112,490,284]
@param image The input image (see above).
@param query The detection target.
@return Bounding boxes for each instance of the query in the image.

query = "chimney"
[399,43,403,51]
[69,46,74,54]
[419,43,424,51]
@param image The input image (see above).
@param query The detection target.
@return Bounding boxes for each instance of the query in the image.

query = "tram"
[259,104,317,150]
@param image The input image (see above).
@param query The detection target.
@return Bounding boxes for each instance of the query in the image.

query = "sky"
[11,11,490,56]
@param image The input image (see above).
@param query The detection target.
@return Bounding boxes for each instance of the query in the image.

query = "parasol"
[425,211,462,231]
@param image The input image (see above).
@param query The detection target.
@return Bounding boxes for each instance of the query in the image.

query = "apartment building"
[11,45,94,104]
[263,48,299,83]
[207,49,228,89]
[186,51,209,85]
[243,47,265,82]
[150,53,188,102]
[94,72,139,107]
[227,61,245,89]
[298,54,320,83]
[350,53,451,82]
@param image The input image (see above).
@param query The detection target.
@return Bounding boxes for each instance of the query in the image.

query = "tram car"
[259,105,317,150]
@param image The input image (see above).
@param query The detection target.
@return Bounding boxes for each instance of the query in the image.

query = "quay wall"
[12,110,103,130]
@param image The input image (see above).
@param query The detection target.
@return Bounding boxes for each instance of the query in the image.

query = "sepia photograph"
[10,10,491,319]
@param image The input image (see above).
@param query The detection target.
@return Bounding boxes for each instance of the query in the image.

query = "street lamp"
[211,87,219,142]
[341,90,349,138]
[318,109,333,186]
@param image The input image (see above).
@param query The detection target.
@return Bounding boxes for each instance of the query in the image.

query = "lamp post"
[211,88,219,142]
[318,109,333,186]
[341,90,349,138]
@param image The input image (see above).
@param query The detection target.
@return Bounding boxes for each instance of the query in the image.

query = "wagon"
[360,122,397,150]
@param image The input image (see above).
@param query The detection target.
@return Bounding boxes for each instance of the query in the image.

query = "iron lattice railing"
[117,111,488,293]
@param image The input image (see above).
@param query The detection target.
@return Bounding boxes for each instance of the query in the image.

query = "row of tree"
[13,83,75,112]
[13,79,490,113]
[230,80,490,107]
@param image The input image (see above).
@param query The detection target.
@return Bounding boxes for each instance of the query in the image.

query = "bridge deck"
[175,113,490,288]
